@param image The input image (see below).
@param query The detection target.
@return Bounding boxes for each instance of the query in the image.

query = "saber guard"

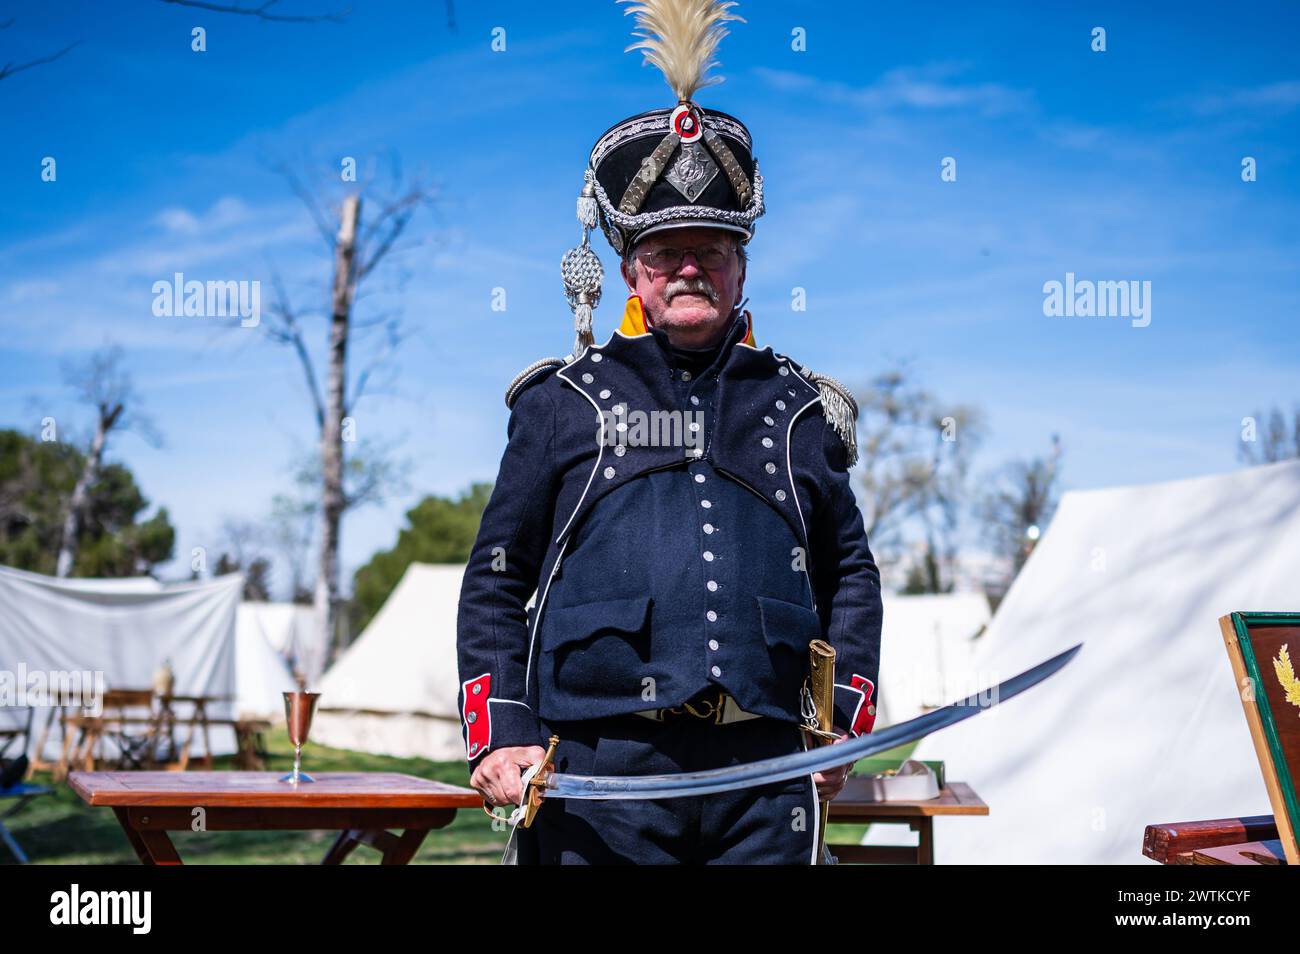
[481,734,561,827]
[520,735,560,828]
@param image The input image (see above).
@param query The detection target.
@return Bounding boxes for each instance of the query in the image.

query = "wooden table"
[1143,815,1286,865]
[826,779,988,864]
[68,771,481,865]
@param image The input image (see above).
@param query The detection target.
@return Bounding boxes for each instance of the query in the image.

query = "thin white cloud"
[1189,80,1300,115]
[753,63,1034,117]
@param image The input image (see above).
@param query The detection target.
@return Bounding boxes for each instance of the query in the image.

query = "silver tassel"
[572,298,594,355]
[577,170,599,230]
[561,171,604,360]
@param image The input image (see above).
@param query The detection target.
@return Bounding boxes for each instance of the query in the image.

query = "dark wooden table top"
[67,771,481,810]
[828,780,988,818]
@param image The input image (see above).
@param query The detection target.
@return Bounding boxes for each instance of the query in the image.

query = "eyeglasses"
[635,243,736,272]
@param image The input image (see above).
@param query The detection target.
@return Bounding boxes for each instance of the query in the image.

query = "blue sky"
[1,0,1297,594]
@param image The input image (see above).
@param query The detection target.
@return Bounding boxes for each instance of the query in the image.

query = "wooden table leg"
[381,829,430,865]
[198,702,213,769]
[320,827,431,865]
[112,807,183,865]
[137,829,183,865]
[915,817,934,865]
[321,829,362,865]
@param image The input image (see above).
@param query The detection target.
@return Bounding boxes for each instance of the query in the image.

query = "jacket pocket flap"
[756,595,822,650]
[542,595,652,651]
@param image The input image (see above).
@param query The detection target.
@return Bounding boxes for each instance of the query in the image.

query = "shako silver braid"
[561,170,605,359]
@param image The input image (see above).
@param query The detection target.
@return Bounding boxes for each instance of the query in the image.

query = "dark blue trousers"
[517,714,819,864]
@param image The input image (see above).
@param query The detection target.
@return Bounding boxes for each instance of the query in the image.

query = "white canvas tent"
[876,593,992,727]
[900,460,1300,864]
[234,604,299,719]
[236,602,324,688]
[0,566,244,757]
[312,563,465,760]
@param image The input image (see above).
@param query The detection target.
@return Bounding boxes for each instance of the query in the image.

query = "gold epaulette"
[505,357,566,409]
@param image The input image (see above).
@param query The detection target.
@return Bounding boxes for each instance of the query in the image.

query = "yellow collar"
[617,295,755,346]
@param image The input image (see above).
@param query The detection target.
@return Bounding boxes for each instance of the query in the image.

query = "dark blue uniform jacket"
[456,310,883,767]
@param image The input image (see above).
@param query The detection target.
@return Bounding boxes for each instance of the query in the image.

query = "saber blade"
[543,643,1081,801]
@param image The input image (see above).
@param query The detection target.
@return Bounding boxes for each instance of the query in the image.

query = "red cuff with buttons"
[462,673,491,759]
[833,676,877,738]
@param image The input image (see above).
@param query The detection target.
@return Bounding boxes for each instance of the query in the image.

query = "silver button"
[686,447,704,458]
[706,610,718,622]
[681,371,692,381]
[467,711,478,723]
[711,665,722,677]
[765,462,777,474]
[708,639,719,651]
[703,551,715,562]
[590,353,603,363]
[615,403,627,415]
[690,395,700,406]
[599,389,611,399]
[469,742,479,754]
[762,437,773,448]
[689,422,700,432]
[694,474,706,484]
[763,416,774,426]
[472,684,482,695]
[775,489,787,501]
[775,400,786,411]
[582,372,594,384]
[867,704,876,715]
[706,580,718,592]
[614,445,626,457]
[703,523,714,534]
[779,366,790,376]
[700,499,711,508]
[616,422,627,431]
[604,466,616,479]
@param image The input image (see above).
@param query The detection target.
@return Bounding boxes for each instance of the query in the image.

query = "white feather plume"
[619,0,744,103]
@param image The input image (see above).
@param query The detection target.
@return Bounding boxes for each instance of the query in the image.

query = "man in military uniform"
[457,0,882,864]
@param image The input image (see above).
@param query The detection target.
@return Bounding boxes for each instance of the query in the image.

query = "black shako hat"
[560,0,763,358]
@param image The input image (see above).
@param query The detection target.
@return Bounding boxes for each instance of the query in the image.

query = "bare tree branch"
[0,38,80,82]
[355,184,437,279]
[56,344,163,576]
[158,0,350,23]
[263,272,328,430]
[271,161,338,251]
[347,320,407,414]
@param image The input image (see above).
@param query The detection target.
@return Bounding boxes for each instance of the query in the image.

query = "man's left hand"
[811,727,854,801]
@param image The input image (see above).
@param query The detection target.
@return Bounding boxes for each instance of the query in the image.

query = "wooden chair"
[1142,613,1300,866]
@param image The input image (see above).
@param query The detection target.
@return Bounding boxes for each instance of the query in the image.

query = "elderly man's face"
[621,227,746,349]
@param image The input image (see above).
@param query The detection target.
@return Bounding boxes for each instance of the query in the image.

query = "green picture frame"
[1220,611,1300,865]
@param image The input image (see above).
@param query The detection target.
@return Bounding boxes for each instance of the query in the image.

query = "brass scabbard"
[808,639,837,864]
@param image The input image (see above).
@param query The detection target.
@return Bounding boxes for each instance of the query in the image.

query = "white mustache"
[665,278,718,303]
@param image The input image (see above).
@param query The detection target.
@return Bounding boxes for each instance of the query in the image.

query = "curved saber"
[542,643,1081,801]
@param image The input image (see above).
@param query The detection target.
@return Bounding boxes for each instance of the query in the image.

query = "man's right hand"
[470,745,546,807]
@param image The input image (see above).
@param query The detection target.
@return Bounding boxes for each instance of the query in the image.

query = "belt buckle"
[669,689,727,724]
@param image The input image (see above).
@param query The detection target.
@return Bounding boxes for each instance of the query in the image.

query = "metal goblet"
[279,691,321,784]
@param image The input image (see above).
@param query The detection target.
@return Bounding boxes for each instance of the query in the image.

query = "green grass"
[3,731,917,864]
